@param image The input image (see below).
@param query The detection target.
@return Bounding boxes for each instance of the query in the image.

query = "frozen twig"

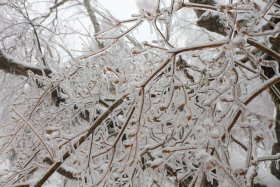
[35,93,128,186]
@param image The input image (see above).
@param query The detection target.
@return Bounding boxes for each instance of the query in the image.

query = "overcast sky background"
[98,0,158,42]
[99,0,138,19]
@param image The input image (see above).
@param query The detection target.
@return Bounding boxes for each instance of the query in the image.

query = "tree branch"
[223,75,280,140]
[0,50,51,76]
[83,0,104,49]
[247,38,280,62]
[43,157,78,180]
[167,40,228,54]
[35,93,128,186]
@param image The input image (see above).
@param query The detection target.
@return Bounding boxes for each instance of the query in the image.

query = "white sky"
[98,0,138,20]
[98,0,158,42]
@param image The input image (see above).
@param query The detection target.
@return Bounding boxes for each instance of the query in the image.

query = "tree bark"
[83,0,104,49]
[0,50,50,76]
[191,0,280,182]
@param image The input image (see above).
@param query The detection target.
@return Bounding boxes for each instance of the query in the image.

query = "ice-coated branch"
[255,153,280,162]
[167,40,228,55]
[1,0,280,186]
[35,93,128,186]
[43,157,78,180]
[0,50,50,76]
[12,109,55,162]
[140,55,173,87]
[80,19,143,59]
[247,38,280,62]
[83,0,104,49]
[224,74,280,138]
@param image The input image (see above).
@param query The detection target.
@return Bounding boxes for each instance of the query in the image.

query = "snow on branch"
[0,50,50,76]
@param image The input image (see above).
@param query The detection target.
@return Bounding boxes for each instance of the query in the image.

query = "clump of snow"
[255,168,280,187]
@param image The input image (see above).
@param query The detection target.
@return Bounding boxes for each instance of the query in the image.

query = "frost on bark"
[191,0,280,181]
[263,15,280,180]
[1,0,280,187]
[83,0,104,49]
[0,50,50,76]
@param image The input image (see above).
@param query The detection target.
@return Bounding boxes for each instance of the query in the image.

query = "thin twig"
[223,75,280,140]
[12,109,55,162]
[35,93,128,186]
[167,40,228,54]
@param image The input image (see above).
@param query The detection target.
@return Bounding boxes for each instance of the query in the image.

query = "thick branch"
[43,157,78,180]
[35,93,128,186]
[0,50,51,76]
[83,0,104,49]
[49,0,70,11]
[247,38,280,62]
